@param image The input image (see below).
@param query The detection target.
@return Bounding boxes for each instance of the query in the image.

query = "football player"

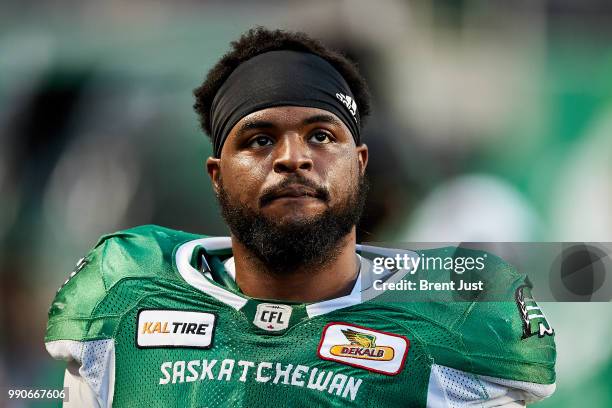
[45,27,556,407]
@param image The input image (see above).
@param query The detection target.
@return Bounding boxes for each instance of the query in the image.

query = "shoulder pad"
[45,224,203,342]
[361,245,556,384]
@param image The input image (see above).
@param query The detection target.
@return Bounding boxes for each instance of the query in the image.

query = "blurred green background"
[1,1,611,406]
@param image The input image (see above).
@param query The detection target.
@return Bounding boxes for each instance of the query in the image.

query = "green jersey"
[45,225,556,407]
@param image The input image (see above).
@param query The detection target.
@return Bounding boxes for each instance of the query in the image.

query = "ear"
[206,157,222,193]
[355,143,368,176]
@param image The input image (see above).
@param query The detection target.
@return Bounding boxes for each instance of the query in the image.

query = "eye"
[248,135,274,148]
[308,131,333,144]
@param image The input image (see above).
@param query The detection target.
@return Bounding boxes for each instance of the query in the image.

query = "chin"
[261,201,327,220]
[264,209,324,227]
[274,213,320,226]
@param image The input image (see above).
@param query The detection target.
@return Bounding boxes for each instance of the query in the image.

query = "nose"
[272,134,313,174]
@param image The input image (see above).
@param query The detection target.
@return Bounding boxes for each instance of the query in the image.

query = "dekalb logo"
[318,323,409,376]
[330,329,394,361]
[136,310,216,348]
[253,303,292,331]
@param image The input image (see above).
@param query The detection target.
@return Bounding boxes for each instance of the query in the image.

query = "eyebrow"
[235,120,276,139]
[302,114,343,128]
[234,113,343,139]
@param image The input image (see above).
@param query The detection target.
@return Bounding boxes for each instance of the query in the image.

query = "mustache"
[259,175,330,207]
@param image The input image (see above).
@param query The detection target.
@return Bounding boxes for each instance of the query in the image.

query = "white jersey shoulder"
[427,363,556,407]
[46,339,115,408]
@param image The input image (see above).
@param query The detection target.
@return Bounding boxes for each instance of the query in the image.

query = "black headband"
[210,50,361,157]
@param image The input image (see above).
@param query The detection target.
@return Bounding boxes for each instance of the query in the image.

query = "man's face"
[207,106,368,271]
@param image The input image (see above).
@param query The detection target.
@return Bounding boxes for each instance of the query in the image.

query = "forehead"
[229,106,352,135]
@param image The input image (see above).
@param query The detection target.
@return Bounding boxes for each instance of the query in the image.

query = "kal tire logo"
[253,303,292,332]
[136,310,216,348]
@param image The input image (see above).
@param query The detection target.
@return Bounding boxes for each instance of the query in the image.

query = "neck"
[231,228,359,302]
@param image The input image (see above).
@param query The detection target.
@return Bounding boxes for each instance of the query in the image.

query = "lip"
[266,185,321,203]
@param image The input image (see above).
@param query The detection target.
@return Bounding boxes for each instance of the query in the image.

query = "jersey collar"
[175,237,248,310]
[174,237,415,318]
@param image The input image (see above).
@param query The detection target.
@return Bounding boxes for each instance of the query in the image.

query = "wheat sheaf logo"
[329,329,395,361]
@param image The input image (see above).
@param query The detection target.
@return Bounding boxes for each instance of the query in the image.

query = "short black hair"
[193,27,371,142]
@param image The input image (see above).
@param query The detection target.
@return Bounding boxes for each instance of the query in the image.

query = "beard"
[216,172,368,274]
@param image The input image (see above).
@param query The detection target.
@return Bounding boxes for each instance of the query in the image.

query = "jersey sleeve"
[44,225,195,407]
[63,362,103,408]
[45,239,112,343]
[426,363,556,407]
[48,345,114,408]
[457,264,556,387]
[405,246,557,404]
[421,248,557,408]
[45,238,118,408]
[45,224,190,342]
[418,249,557,405]
[362,244,557,394]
